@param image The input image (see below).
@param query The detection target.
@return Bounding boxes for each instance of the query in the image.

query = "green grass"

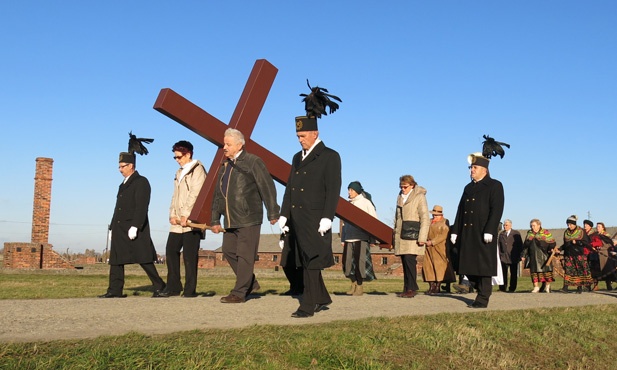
[0,263,550,299]
[1,305,616,369]
[1,265,615,369]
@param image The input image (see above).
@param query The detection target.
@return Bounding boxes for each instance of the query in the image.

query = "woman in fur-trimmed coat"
[393,175,430,298]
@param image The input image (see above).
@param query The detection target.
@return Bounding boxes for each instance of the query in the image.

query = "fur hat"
[566,215,578,225]
[430,205,444,215]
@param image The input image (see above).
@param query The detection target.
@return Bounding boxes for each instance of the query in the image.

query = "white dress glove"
[450,234,457,244]
[483,233,493,243]
[318,218,332,236]
[278,216,289,234]
[128,226,138,240]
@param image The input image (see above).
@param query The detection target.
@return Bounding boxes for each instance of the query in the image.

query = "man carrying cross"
[210,128,280,303]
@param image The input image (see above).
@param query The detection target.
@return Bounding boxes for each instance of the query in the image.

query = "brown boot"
[346,282,357,295]
[353,283,364,296]
[424,282,436,295]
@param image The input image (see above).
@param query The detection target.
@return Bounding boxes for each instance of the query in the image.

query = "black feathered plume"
[482,135,510,159]
[128,131,154,155]
[299,79,342,119]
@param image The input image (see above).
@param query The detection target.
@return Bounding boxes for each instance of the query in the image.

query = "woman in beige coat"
[422,205,456,295]
[393,175,430,298]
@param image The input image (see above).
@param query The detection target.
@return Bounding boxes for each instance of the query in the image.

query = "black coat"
[211,151,280,229]
[452,175,504,277]
[109,171,158,265]
[280,141,341,269]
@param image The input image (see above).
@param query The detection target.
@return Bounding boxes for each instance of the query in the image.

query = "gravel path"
[2,290,616,343]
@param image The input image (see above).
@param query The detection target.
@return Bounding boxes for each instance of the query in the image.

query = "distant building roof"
[212,233,394,254]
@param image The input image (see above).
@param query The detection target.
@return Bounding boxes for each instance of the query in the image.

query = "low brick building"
[202,233,405,275]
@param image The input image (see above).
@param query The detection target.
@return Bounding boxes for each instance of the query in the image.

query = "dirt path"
[2,290,616,343]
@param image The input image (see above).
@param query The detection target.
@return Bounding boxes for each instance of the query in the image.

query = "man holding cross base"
[210,128,280,303]
[279,116,342,318]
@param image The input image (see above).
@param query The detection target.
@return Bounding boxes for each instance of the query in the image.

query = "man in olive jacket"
[451,153,504,308]
[100,152,166,298]
[211,129,280,304]
[279,116,342,318]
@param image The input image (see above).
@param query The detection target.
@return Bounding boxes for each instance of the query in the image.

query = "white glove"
[483,233,493,243]
[278,216,289,234]
[318,218,332,236]
[128,226,138,240]
[450,234,457,244]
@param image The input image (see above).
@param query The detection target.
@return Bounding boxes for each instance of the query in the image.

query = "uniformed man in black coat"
[450,153,504,308]
[279,116,342,318]
[99,152,166,298]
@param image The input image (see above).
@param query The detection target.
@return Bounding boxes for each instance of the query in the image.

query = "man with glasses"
[100,151,166,298]
[159,141,207,298]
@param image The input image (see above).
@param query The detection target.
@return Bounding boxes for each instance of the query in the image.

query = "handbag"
[400,220,421,240]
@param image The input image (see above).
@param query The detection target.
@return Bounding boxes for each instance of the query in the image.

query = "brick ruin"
[3,157,74,269]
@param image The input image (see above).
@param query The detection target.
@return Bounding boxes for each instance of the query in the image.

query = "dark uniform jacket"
[280,141,341,270]
[109,171,158,265]
[452,175,504,277]
[210,151,280,229]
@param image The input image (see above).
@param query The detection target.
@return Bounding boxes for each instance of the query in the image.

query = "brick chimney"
[31,157,53,244]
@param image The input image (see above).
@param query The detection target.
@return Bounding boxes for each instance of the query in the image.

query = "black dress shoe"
[98,293,127,298]
[157,290,181,298]
[315,303,331,312]
[467,301,487,308]
[152,290,169,298]
[291,310,314,318]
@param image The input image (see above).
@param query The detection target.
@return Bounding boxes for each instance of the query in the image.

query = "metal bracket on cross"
[153,59,393,248]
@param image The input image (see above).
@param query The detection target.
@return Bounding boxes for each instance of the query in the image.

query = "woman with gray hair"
[521,219,556,293]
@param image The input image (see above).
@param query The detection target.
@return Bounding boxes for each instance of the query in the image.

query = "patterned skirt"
[530,271,554,284]
[562,255,593,287]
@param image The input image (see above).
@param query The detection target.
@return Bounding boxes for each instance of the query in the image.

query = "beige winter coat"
[393,185,430,256]
[169,160,207,233]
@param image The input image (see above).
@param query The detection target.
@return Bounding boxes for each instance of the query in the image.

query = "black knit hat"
[583,219,593,227]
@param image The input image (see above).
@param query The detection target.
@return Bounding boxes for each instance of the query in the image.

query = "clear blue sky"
[1,1,616,254]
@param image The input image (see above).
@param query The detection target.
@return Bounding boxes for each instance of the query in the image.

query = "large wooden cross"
[153,59,393,247]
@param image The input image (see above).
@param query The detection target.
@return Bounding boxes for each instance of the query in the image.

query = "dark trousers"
[283,264,304,294]
[467,275,492,306]
[165,230,201,295]
[499,262,518,292]
[107,263,165,295]
[298,268,332,314]
[222,224,260,299]
[401,254,419,292]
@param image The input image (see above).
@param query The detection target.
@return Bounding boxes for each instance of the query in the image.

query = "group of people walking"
[99,124,616,316]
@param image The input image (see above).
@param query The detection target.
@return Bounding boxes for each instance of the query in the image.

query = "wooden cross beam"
[153,59,394,247]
